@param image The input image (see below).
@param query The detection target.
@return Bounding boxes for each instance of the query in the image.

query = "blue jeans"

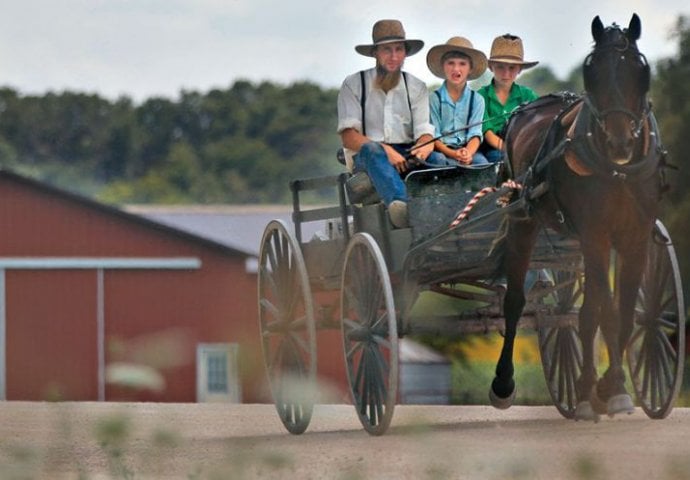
[483,147,504,164]
[440,145,490,166]
[353,142,454,204]
[469,151,490,165]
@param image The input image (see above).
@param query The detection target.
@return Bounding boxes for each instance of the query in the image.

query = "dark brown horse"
[490,14,663,421]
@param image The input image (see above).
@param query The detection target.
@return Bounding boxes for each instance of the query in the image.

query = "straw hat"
[355,19,424,57]
[426,37,488,80]
[488,34,539,69]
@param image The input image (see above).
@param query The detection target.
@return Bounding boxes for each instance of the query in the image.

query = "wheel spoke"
[372,333,392,351]
[288,331,311,355]
[259,264,279,298]
[346,340,364,361]
[359,350,370,417]
[268,339,286,376]
[366,351,379,425]
[259,298,280,321]
[656,332,674,388]
[352,350,365,398]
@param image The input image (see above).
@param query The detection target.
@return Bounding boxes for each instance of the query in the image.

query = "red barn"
[0,170,444,406]
[0,170,271,402]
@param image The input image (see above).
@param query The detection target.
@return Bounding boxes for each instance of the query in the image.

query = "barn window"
[196,343,241,402]
[206,352,228,393]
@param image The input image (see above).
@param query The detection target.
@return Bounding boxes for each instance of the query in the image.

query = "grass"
[447,331,690,408]
[448,331,552,405]
[452,360,552,405]
[411,289,690,408]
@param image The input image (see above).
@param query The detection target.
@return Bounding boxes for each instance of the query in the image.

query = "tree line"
[0,81,342,203]
[653,16,690,307]
[0,61,583,206]
[0,16,688,301]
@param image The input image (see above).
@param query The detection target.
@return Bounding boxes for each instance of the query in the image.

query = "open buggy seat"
[289,162,504,283]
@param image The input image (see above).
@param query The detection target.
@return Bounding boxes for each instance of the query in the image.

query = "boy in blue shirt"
[426,37,489,166]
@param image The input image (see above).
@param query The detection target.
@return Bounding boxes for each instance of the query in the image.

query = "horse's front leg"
[585,250,635,417]
[594,304,635,416]
[574,293,600,421]
[593,247,646,417]
[490,220,538,409]
[615,241,649,362]
[490,282,523,408]
[572,241,614,421]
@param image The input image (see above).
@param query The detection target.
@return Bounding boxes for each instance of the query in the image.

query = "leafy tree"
[520,65,584,96]
[653,16,690,202]
[652,15,690,304]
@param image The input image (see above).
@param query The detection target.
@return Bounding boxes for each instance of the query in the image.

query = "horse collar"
[565,99,659,182]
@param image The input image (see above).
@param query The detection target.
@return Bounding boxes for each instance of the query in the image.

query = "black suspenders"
[359,70,412,138]
[359,70,367,136]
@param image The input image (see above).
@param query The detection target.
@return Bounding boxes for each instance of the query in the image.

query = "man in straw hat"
[337,19,453,229]
[478,34,540,163]
[426,36,489,166]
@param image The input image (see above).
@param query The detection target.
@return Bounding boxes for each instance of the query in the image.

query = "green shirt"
[477,81,539,134]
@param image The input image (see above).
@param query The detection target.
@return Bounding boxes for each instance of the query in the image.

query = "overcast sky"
[0,0,687,102]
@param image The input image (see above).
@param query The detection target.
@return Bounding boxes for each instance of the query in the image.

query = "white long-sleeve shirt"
[337,68,435,144]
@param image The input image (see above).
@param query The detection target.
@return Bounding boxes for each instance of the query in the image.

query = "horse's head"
[583,14,650,165]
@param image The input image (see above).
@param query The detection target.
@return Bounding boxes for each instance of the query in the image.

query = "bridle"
[583,28,651,144]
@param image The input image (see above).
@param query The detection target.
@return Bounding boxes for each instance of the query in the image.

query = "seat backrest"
[406,164,500,243]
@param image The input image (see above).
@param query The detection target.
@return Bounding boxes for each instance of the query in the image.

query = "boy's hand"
[455,147,473,165]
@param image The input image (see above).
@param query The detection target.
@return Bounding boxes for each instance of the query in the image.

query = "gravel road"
[1,402,689,479]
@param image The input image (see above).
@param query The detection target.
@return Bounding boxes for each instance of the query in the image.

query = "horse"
[489,13,663,421]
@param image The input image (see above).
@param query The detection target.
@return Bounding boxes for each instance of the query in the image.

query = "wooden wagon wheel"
[258,220,316,435]
[625,220,685,419]
[535,266,585,419]
[340,233,398,436]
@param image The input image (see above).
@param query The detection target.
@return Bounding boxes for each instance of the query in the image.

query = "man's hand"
[383,143,409,173]
[409,142,434,162]
[409,135,434,162]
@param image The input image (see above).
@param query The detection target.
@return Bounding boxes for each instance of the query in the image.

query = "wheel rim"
[537,267,584,419]
[626,221,685,419]
[258,220,316,434]
[341,233,398,436]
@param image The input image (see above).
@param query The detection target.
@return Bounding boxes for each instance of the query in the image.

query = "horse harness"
[513,93,666,234]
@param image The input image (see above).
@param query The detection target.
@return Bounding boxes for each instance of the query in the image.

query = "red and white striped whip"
[449,180,522,228]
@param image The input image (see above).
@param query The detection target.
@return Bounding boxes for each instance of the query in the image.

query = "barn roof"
[0,169,251,258]
[125,204,324,257]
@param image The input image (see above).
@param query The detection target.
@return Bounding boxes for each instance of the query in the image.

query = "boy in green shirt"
[478,34,539,163]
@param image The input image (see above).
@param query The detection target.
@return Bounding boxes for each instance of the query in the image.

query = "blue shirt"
[429,82,485,147]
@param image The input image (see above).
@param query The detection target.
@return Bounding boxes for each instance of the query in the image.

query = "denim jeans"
[443,144,490,166]
[353,142,454,204]
[469,151,490,165]
[483,147,504,164]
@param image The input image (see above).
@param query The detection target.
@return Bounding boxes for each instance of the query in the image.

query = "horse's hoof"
[489,387,516,410]
[589,385,608,415]
[574,401,600,423]
[607,394,635,417]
